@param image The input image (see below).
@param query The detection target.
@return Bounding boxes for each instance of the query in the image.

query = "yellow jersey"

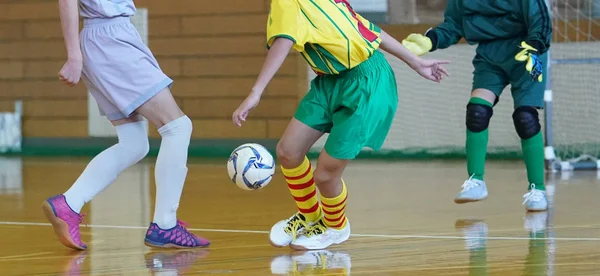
[267,0,382,75]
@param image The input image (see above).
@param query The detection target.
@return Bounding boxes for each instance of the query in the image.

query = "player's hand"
[411,59,450,83]
[58,58,83,87]
[515,41,543,82]
[232,93,261,127]
[401,33,433,56]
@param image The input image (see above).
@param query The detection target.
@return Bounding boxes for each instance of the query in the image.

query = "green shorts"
[294,50,398,160]
[472,39,547,108]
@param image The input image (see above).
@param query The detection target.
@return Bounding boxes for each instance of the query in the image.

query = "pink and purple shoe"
[144,220,210,249]
[41,195,87,250]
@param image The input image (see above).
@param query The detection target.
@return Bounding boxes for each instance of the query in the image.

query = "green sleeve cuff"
[267,35,297,50]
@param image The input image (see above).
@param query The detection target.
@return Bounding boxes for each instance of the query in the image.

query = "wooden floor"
[0,157,599,275]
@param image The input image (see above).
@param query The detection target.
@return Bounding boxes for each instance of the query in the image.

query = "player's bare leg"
[42,114,150,250]
[270,118,324,247]
[290,149,351,250]
[455,89,496,204]
[136,88,209,248]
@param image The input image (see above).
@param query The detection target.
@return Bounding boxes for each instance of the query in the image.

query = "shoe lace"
[285,214,307,242]
[522,184,543,205]
[78,213,88,227]
[304,221,327,238]
[460,175,479,192]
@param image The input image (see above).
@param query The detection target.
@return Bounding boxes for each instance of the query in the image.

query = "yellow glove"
[401,33,433,56]
[515,41,543,82]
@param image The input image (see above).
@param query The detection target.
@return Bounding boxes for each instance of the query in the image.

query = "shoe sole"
[454,196,487,204]
[41,201,86,251]
[269,239,289,248]
[288,233,350,251]
[526,207,548,212]
[288,237,349,251]
[144,239,210,249]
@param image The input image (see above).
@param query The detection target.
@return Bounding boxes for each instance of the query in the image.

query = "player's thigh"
[470,89,497,105]
[325,82,397,160]
[509,53,547,108]
[81,22,180,129]
[472,55,509,104]
[293,78,333,134]
[277,81,330,162]
[135,88,184,128]
[277,118,325,161]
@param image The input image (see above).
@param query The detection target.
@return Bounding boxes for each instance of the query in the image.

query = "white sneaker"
[290,219,351,251]
[270,212,310,247]
[455,219,488,250]
[522,184,548,212]
[455,175,488,204]
[270,250,352,275]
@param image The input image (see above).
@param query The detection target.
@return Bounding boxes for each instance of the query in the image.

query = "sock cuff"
[521,131,543,143]
[321,180,347,205]
[281,156,310,177]
[115,121,148,143]
[158,116,192,136]
[469,97,493,107]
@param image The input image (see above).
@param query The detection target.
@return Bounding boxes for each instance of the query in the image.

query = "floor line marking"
[1,221,599,241]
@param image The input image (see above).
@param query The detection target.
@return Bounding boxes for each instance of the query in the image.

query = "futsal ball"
[227,143,275,190]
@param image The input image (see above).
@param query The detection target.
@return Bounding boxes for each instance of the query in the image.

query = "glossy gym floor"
[0,157,598,275]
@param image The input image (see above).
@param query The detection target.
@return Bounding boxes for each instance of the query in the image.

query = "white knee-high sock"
[63,121,149,213]
[152,116,192,229]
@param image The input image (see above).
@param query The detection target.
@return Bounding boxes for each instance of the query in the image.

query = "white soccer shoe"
[522,184,548,212]
[290,219,351,251]
[269,212,310,247]
[270,250,352,275]
[455,175,488,204]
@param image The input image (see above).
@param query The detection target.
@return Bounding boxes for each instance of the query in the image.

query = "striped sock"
[282,157,322,223]
[321,181,348,229]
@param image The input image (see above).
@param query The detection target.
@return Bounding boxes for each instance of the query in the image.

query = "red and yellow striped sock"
[321,181,348,229]
[282,157,322,223]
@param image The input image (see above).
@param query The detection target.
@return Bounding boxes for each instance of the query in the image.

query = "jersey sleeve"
[429,0,464,51]
[266,0,309,52]
[522,0,552,53]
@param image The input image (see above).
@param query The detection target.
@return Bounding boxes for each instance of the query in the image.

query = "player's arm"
[401,0,464,56]
[379,30,450,83]
[252,38,294,97]
[57,0,82,86]
[522,0,552,54]
[514,0,551,82]
[380,30,422,69]
[58,0,81,62]
[232,38,293,126]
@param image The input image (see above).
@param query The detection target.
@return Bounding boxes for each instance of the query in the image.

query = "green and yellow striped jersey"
[267,0,382,75]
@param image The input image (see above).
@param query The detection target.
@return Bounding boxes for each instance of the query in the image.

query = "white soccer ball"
[227,143,275,190]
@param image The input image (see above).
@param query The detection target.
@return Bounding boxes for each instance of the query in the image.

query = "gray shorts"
[81,16,172,121]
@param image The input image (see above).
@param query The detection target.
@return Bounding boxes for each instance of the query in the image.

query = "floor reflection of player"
[455,212,552,276]
[271,250,352,275]
[144,250,210,276]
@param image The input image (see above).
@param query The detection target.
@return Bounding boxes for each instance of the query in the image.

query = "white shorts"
[80,16,172,121]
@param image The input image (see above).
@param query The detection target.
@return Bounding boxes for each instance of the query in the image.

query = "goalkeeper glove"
[515,41,543,82]
[402,33,433,56]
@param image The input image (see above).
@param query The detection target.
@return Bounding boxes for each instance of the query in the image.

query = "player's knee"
[313,167,335,187]
[116,123,150,164]
[512,106,541,139]
[276,141,304,168]
[465,103,493,132]
[129,138,150,163]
